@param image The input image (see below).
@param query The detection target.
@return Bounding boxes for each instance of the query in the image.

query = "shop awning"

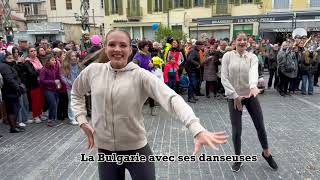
[27,30,60,35]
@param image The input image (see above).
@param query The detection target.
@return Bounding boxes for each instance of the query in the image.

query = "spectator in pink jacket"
[164,55,179,91]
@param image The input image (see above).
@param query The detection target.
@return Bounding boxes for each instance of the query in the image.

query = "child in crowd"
[61,50,81,125]
[164,55,179,91]
[151,56,164,82]
[39,54,61,127]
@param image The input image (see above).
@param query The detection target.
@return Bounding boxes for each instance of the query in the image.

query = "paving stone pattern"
[0,87,320,180]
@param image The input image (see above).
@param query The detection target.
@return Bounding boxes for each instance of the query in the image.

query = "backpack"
[179,74,189,88]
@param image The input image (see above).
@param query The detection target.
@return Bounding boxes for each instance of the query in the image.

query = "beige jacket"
[71,62,206,151]
[221,50,259,99]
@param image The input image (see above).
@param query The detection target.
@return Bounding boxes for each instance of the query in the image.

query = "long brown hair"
[62,50,81,78]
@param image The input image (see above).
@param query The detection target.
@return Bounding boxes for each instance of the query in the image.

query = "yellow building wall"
[262,0,273,13]
[291,0,308,11]
[232,4,263,16]
[105,1,270,39]
[262,0,310,13]
[105,1,213,36]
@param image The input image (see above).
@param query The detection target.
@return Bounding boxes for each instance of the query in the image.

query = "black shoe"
[262,152,278,170]
[17,126,25,132]
[308,93,313,95]
[188,98,196,103]
[231,162,243,172]
[280,92,285,96]
[314,84,319,87]
[206,95,210,98]
[10,128,22,133]
[0,134,3,138]
[193,97,199,101]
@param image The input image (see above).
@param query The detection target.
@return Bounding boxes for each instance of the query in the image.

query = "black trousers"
[268,69,279,88]
[98,144,155,180]
[57,92,68,120]
[149,98,154,108]
[228,97,269,155]
[314,63,320,85]
[85,95,92,117]
[279,72,291,94]
[205,81,218,96]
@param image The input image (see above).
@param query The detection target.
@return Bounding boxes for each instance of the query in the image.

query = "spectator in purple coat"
[132,40,153,71]
[39,54,61,127]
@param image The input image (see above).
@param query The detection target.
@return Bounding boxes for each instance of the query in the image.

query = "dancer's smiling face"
[105,30,132,69]
[236,33,248,53]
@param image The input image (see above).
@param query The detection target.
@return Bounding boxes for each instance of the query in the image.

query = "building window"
[50,0,56,10]
[33,4,39,14]
[273,0,289,9]
[24,5,31,15]
[216,0,229,14]
[172,25,182,32]
[241,0,253,4]
[194,0,204,7]
[101,0,104,8]
[154,0,163,11]
[310,0,320,7]
[111,0,118,14]
[66,0,72,10]
[174,0,184,8]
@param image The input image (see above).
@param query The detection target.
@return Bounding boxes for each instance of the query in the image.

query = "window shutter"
[148,0,153,13]
[169,0,173,9]
[163,0,168,12]
[254,0,261,4]
[118,0,123,15]
[183,0,189,8]
[104,0,109,15]
[205,0,214,7]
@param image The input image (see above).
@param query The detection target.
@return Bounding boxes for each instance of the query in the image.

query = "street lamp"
[74,0,90,32]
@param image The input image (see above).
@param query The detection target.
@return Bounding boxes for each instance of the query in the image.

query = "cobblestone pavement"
[0,86,320,180]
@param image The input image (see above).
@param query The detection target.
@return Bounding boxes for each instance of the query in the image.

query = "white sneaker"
[26,119,34,124]
[69,120,79,125]
[19,122,27,127]
[40,115,47,121]
[34,117,42,124]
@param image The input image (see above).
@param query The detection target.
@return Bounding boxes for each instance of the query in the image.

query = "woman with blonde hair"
[61,50,82,125]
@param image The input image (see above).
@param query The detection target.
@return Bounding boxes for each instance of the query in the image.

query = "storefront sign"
[259,17,276,22]
[211,19,233,24]
[237,18,258,23]
[197,14,293,25]
[272,28,293,32]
